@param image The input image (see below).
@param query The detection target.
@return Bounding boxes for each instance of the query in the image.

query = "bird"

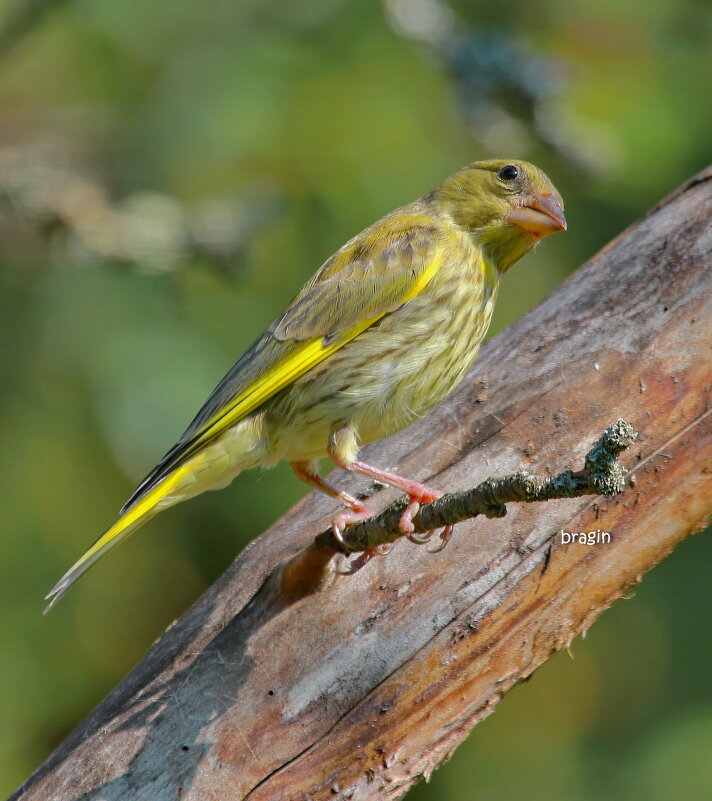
[45,159,566,610]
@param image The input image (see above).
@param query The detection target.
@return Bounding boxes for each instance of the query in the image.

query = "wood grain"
[13,168,712,801]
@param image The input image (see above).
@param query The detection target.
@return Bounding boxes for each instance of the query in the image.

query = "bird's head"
[431,159,566,272]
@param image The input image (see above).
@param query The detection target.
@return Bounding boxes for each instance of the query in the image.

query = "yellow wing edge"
[185,246,446,453]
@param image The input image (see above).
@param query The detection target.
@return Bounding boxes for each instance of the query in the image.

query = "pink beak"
[505,193,567,238]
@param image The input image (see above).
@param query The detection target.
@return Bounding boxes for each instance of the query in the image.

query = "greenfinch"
[46,159,566,609]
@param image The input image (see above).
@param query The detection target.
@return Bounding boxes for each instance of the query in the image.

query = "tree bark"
[13,168,712,801]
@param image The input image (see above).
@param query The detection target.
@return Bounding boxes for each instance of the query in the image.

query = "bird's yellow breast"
[261,225,497,463]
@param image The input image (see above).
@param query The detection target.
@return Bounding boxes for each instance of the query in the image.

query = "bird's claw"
[399,487,453,549]
[335,542,394,574]
[407,530,434,545]
[398,499,420,534]
[426,524,455,553]
[398,488,443,534]
[331,505,386,574]
[331,505,375,543]
[406,522,456,552]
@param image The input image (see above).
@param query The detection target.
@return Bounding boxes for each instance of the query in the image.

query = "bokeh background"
[1,0,710,797]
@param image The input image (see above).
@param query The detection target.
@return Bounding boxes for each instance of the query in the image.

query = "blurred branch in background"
[382,0,615,172]
[0,140,282,274]
[0,0,67,58]
[0,0,603,281]
[0,0,631,283]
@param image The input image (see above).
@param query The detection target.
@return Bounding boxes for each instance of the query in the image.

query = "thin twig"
[314,419,637,556]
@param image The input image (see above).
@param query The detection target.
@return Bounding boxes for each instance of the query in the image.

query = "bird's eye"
[497,164,519,181]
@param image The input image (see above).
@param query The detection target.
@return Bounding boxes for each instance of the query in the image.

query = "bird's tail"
[44,459,201,613]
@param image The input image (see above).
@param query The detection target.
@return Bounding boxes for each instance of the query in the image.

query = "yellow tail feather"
[44,461,195,613]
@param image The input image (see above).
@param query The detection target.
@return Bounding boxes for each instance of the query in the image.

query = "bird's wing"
[122,218,447,511]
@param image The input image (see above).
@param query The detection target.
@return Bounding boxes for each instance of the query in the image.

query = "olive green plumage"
[46,159,566,609]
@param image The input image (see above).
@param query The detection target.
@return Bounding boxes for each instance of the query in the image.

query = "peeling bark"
[12,167,712,801]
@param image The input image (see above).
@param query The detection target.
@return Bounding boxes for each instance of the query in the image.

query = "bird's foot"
[330,504,396,574]
[399,490,456,553]
[324,445,458,569]
[330,505,375,544]
[327,438,455,553]
[398,486,443,534]
[336,542,394,575]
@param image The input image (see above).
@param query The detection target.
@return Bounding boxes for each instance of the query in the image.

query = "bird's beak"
[505,194,567,238]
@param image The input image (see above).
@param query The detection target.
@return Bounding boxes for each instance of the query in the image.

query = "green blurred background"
[1,0,710,797]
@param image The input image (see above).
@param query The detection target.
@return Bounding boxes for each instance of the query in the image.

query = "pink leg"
[291,462,383,567]
[291,461,372,514]
[326,437,457,553]
[334,458,443,535]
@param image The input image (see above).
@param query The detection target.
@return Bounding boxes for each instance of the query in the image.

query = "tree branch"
[12,167,712,801]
